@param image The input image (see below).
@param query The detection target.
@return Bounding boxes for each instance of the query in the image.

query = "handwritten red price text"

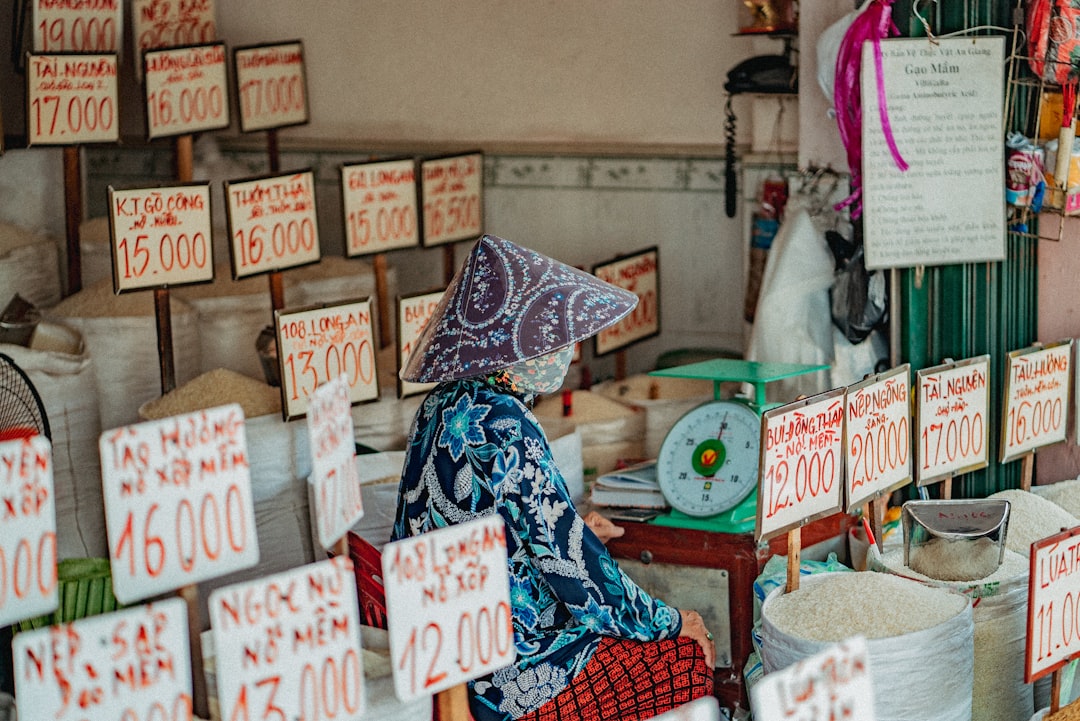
[111,187,210,284]
[1030,533,1080,678]
[230,173,318,273]
[594,252,658,351]
[399,294,441,362]
[0,439,56,614]
[1005,349,1069,452]
[34,0,119,52]
[847,377,909,494]
[29,55,117,144]
[280,307,376,403]
[145,45,227,135]
[135,0,216,52]
[387,522,513,696]
[308,377,363,547]
[15,600,191,721]
[236,44,306,130]
[919,368,986,473]
[763,401,843,521]
[752,639,872,721]
[344,162,418,253]
[101,409,250,584]
[422,155,482,245]
[213,558,364,721]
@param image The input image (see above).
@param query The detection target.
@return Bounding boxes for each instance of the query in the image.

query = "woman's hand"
[679,609,716,668]
[583,511,625,544]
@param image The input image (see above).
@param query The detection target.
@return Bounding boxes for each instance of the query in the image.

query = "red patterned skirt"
[515,637,714,721]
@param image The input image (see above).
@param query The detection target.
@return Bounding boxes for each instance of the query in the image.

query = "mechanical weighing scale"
[648,358,829,534]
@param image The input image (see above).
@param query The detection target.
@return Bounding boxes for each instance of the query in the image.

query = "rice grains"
[140,368,280,420]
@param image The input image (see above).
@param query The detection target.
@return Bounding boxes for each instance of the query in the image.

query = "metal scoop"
[902,499,1011,582]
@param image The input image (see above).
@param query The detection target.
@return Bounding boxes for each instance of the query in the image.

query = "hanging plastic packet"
[1005,132,1044,207]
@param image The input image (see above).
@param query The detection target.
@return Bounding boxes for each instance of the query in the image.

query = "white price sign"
[13,598,192,721]
[384,515,515,701]
[397,289,444,399]
[226,170,321,277]
[419,151,483,247]
[108,183,214,291]
[27,53,118,145]
[342,157,420,255]
[0,436,57,627]
[844,364,912,510]
[307,374,364,549]
[32,0,122,53]
[592,247,660,356]
[750,636,876,721]
[1027,526,1080,682]
[133,0,216,54]
[210,558,366,721]
[757,388,846,541]
[915,355,990,485]
[99,404,259,604]
[1001,341,1072,462]
[143,43,229,139]
[276,299,380,421]
[234,40,309,133]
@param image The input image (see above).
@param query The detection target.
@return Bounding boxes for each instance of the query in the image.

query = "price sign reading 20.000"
[915,355,990,486]
[143,43,229,139]
[844,364,912,511]
[1000,341,1072,463]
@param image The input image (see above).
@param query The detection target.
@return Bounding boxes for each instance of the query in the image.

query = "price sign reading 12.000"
[233,40,308,133]
[1000,341,1073,463]
[757,388,847,542]
[98,404,259,604]
[342,157,420,256]
[844,364,912,511]
[0,436,58,628]
[397,289,444,399]
[210,558,366,721]
[226,170,321,277]
[13,598,193,721]
[915,355,990,486]
[27,53,118,145]
[32,0,122,53]
[383,515,515,702]
[143,43,229,139]
[108,183,213,292]
[419,151,483,247]
[275,299,379,421]
[1027,525,1080,683]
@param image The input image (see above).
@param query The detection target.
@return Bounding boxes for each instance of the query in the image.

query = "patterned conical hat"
[401,235,637,383]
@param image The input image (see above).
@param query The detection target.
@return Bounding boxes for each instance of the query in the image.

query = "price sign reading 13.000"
[1000,341,1072,463]
[143,43,229,139]
[915,355,990,486]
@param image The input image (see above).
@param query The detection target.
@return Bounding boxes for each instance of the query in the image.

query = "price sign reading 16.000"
[143,43,229,139]
[1000,341,1072,463]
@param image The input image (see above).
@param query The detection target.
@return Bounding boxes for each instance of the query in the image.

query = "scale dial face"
[657,400,760,517]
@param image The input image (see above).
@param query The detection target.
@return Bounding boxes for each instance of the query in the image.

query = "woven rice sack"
[46,279,202,431]
[593,374,715,457]
[78,215,113,288]
[0,220,62,309]
[283,255,398,341]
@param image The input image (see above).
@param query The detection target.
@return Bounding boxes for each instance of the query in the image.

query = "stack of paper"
[590,461,668,509]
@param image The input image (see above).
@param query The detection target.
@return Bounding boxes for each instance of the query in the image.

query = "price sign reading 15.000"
[1000,341,1072,463]
[1027,526,1080,683]
[27,53,118,145]
[276,299,379,421]
[143,43,229,139]
[844,364,912,511]
[108,183,213,292]
[99,404,259,604]
[234,40,308,133]
[226,170,321,277]
[342,157,420,256]
[419,152,483,247]
[915,355,990,486]
[757,389,846,542]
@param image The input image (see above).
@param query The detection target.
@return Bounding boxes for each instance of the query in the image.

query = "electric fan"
[0,352,50,442]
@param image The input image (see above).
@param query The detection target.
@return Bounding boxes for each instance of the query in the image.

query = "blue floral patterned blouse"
[392,378,682,721]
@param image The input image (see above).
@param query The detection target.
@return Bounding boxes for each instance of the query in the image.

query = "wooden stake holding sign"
[382,515,516,721]
[418,151,484,284]
[593,247,661,382]
[756,388,846,592]
[1000,341,1073,491]
[914,356,991,499]
[1027,525,1080,716]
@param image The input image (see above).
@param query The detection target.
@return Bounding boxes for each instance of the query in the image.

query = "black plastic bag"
[830,245,887,344]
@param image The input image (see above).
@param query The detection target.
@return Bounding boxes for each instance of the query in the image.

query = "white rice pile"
[765,571,966,641]
[876,545,1028,585]
[903,536,1008,582]
[140,368,280,420]
[988,489,1080,555]
[1034,478,1080,519]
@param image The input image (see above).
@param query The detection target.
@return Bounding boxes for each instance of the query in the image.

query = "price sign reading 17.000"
[420,152,483,247]
[342,158,420,256]
[1000,341,1072,463]
[234,40,308,133]
[143,43,229,139]
[307,374,363,550]
[276,299,379,421]
[383,515,515,702]
[915,355,990,486]
[844,364,912,511]
[1027,526,1080,683]
[226,170,321,277]
[108,183,213,292]
[27,53,118,145]
[757,388,847,542]
[99,404,259,604]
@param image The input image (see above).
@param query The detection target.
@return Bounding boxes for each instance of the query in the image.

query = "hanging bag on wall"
[1027,0,1080,85]
[830,241,887,345]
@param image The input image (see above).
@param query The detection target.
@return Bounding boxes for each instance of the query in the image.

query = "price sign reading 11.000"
[383,515,515,702]
[99,403,259,604]
[1027,525,1080,683]
[915,355,990,486]
[1000,341,1072,463]
[226,170,321,277]
[233,40,309,133]
[143,43,229,139]
[342,157,420,255]
[275,299,379,421]
[844,364,912,511]
[757,388,846,541]
[108,183,213,292]
[419,151,483,247]
[27,53,118,145]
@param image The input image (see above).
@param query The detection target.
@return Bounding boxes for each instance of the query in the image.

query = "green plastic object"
[650,357,829,408]
[16,558,121,632]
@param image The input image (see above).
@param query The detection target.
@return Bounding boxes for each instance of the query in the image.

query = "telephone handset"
[724,55,797,95]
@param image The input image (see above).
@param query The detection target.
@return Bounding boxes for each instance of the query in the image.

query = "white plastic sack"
[0,223,62,310]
